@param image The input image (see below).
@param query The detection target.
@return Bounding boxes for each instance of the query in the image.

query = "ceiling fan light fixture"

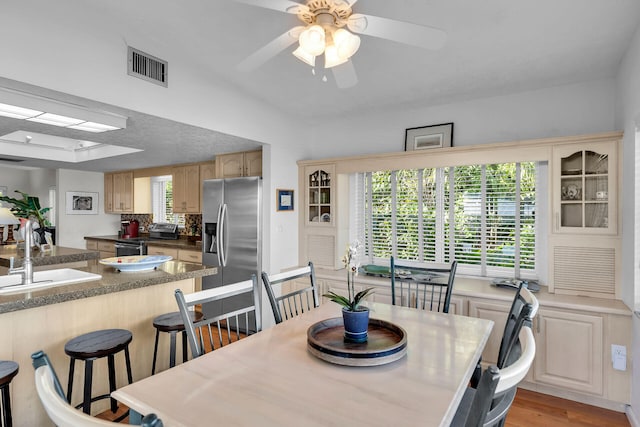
[324,44,348,69]
[333,28,360,60]
[292,45,316,67]
[299,24,326,56]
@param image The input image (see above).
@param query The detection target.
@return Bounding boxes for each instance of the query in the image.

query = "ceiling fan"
[235,0,447,88]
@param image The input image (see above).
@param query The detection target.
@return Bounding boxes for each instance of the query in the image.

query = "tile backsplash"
[120,214,202,236]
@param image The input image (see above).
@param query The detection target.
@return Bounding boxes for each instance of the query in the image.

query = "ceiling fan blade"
[331,60,358,89]
[233,0,308,15]
[347,13,446,50]
[238,26,305,72]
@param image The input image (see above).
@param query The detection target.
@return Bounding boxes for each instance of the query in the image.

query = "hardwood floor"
[99,388,631,425]
[506,389,630,427]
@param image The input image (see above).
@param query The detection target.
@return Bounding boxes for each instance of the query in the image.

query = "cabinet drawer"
[97,241,114,252]
[147,246,178,258]
[86,240,98,250]
[178,249,202,263]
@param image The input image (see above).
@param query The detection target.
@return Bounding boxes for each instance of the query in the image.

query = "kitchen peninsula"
[0,247,217,426]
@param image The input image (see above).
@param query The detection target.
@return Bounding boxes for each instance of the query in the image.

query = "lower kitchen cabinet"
[147,245,178,258]
[533,308,603,395]
[177,249,202,264]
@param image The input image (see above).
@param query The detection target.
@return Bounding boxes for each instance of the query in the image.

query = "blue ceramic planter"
[342,307,370,343]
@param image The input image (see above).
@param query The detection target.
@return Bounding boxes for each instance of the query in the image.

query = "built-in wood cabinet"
[86,239,115,259]
[552,140,618,234]
[200,161,216,209]
[215,150,262,178]
[533,308,603,395]
[306,166,333,225]
[177,248,202,264]
[173,164,200,213]
[104,171,133,213]
[147,245,178,258]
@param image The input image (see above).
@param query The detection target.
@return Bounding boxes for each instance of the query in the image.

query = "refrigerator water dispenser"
[204,222,217,254]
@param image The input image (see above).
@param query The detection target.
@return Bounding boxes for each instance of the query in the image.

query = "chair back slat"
[390,257,457,314]
[175,276,261,359]
[262,262,319,324]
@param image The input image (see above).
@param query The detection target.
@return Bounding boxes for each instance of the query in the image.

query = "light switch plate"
[611,344,627,371]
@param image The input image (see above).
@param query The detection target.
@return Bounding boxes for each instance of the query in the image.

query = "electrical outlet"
[611,344,626,371]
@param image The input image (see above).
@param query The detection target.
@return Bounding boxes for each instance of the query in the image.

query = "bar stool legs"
[64,329,133,416]
[151,311,203,375]
[0,361,19,427]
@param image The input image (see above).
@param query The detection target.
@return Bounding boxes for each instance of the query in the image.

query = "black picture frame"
[277,189,294,212]
[404,122,454,151]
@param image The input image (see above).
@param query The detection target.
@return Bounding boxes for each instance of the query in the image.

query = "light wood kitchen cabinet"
[173,164,200,213]
[533,308,603,395]
[200,161,216,209]
[105,171,134,213]
[215,150,262,178]
[177,249,202,264]
[147,245,178,258]
[93,240,115,258]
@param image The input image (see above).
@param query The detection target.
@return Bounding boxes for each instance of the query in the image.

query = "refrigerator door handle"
[216,203,223,266]
[220,203,229,267]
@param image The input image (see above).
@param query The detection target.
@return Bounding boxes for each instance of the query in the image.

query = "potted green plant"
[323,241,374,343]
[0,190,51,243]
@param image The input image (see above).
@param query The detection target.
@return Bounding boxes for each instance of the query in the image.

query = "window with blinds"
[151,176,185,227]
[355,161,538,279]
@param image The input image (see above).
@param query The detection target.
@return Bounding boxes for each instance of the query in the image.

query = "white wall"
[56,169,120,249]
[309,79,617,159]
[615,22,640,424]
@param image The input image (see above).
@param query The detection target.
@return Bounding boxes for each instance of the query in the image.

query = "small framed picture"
[66,191,98,215]
[276,189,294,212]
[405,122,454,151]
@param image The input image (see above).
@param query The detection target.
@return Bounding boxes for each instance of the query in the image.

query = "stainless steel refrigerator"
[201,177,262,327]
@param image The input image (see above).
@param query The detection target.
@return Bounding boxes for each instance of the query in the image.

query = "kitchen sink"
[0,268,102,295]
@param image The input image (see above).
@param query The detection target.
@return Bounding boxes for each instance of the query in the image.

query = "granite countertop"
[0,245,100,268]
[85,235,202,251]
[0,259,217,314]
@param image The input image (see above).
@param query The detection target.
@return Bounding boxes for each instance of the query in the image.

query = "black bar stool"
[0,361,18,427]
[151,311,203,375]
[64,329,133,416]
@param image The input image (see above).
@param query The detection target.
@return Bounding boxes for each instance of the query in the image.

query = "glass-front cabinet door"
[306,165,333,225]
[552,141,617,234]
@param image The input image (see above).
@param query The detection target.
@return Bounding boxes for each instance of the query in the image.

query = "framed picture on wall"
[277,189,294,211]
[66,191,98,215]
[404,122,454,151]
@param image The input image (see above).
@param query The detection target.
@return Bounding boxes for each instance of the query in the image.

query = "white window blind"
[151,176,185,227]
[357,161,538,279]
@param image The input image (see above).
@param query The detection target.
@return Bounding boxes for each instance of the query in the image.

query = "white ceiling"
[1,0,639,171]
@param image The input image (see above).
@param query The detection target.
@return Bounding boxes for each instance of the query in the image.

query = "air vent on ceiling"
[0,157,24,162]
[127,47,168,87]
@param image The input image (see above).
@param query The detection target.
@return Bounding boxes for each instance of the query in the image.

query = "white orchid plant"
[323,240,374,311]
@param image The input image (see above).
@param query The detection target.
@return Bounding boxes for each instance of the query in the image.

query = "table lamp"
[0,207,20,245]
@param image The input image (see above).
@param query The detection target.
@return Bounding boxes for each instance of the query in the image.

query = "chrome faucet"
[8,217,35,285]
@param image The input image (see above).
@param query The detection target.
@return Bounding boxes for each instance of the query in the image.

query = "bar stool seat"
[151,311,203,375]
[0,361,18,427]
[64,329,133,417]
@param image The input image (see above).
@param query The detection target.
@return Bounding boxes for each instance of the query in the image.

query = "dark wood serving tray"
[307,317,407,366]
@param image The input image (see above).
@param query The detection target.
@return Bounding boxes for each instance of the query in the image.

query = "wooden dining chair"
[261,262,319,324]
[31,351,162,427]
[175,275,262,359]
[451,322,536,427]
[390,257,457,313]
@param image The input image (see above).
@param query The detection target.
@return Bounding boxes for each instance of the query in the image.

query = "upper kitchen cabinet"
[173,164,200,213]
[552,139,618,235]
[200,161,215,209]
[105,171,133,213]
[215,150,262,178]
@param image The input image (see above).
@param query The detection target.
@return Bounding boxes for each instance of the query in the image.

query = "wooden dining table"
[113,302,493,427]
